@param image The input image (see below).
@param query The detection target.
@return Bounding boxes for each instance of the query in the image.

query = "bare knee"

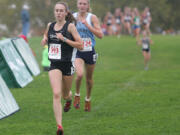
[53,90,61,100]
[76,73,83,81]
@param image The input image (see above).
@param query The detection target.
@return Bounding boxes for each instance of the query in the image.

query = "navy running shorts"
[133,25,140,29]
[76,48,98,65]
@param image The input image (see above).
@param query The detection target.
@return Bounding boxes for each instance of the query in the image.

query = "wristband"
[63,37,67,42]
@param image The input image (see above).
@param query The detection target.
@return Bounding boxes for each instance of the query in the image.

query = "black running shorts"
[49,61,75,76]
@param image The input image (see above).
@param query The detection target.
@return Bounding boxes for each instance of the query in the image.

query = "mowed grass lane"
[0,35,180,135]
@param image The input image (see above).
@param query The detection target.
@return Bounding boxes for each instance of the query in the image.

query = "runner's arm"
[56,23,83,50]
[41,23,51,46]
[82,15,103,39]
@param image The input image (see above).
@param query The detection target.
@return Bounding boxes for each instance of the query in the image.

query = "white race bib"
[81,38,92,52]
[48,44,61,59]
[143,44,148,49]
[116,19,120,24]
[143,19,148,24]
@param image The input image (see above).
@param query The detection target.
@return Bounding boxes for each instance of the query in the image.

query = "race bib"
[116,19,121,24]
[81,38,92,52]
[143,44,148,49]
[48,44,61,59]
[143,19,148,24]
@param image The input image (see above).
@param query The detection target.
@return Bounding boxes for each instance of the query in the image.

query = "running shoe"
[84,100,91,112]
[73,96,80,109]
[56,126,63,135]
[64,100,72,112]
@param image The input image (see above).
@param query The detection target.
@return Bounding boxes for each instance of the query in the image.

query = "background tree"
[0,0,179,37]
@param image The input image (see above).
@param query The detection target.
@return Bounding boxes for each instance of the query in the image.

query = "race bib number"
[81,38,92,52]
[143,44,148,49]
[48,44,61,59]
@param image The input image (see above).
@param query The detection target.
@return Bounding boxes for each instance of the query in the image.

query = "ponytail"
[87,7,92,12]
[87,0,91,12]
[66,11,77,25]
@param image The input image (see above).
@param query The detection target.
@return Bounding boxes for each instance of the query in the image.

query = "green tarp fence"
[0,75,20,120]
[11,38,40,76]
[0,38,33,88]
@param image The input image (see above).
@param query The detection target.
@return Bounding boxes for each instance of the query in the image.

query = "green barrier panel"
[0,75,20,120]
[11,38,40,76]
[0,38,33,88]
[0,55,16,88]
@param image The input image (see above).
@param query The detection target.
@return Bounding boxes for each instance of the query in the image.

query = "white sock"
[85,96,91,102]
[75,93,80,96]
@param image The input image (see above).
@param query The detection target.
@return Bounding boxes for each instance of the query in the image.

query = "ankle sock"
[75,93,80,96]
[85,96,91,102]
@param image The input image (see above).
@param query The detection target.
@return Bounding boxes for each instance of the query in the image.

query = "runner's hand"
[41,37,48,46]
[81,19,88,26]
[56,33,64,41]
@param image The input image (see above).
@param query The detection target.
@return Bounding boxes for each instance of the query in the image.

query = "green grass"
[0,35,180,135]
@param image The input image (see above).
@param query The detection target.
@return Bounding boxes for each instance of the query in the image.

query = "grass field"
[0,35,180,135]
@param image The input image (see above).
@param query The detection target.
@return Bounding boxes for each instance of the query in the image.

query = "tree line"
[0,0,179,37]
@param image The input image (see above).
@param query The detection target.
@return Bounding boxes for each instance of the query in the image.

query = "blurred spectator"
[21,4,30,37]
